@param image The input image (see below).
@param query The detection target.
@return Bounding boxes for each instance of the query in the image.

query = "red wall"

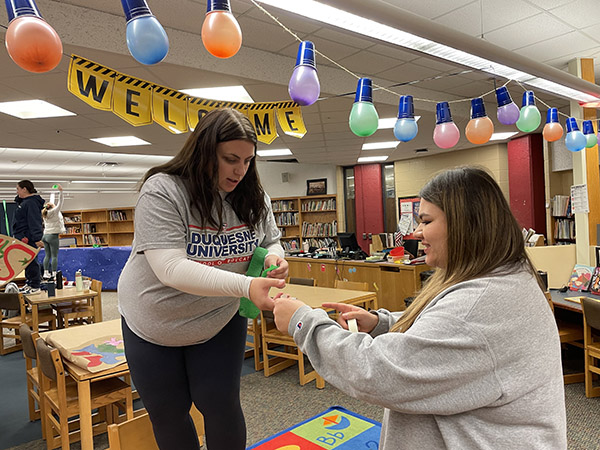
[354,164,384,251]
[507,134,546,234]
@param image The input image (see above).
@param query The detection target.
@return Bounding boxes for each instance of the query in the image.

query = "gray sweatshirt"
[289,268,567,449]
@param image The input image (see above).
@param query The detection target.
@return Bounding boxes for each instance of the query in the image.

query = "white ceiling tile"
[515,31,600,61]
[526,0,577,10]
[550,0,600,29]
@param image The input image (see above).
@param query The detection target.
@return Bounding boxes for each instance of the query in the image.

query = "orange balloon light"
[5,16,63,73]
[465,116,494,145]
[543,122,564,142]
[201,10,242,58]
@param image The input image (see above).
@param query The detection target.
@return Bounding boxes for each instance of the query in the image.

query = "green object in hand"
[239,247,278,319]
[52,184,58,189]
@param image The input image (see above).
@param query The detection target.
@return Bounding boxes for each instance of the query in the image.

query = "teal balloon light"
[349,78,379,137]
[582,120,597,148]
[516,91,541,133]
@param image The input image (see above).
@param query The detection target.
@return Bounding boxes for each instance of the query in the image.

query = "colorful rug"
[247,406,381,449]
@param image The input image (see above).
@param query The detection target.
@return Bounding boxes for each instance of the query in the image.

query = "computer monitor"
[337,232,361,253]
[403,239,419,259]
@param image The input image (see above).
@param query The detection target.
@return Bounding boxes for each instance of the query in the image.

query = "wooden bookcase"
[550,195,575,245]
[271,194,337,251]
[60,208,135,247]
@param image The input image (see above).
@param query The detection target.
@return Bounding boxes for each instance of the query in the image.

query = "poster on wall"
[398,197,420,239]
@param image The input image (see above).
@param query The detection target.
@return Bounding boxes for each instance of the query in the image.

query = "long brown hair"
[142,108,267,230]
[391,166,543,332]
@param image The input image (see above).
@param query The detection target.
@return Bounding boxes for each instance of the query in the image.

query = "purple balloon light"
[495,86,520,125]
[288,41,320,106]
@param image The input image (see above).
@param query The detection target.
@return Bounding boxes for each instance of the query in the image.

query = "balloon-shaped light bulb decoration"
[582,120,597,148]
[516,91,541,133]
[349,78,379,137]
[465,98,494,145]
[120,0,169,65]
[4,0,63,73]
[433,102,460,149]
[202,0,242,59]
[288,41,320,106]
[393,95,418,142]
[542,108,563,142]
[495,86,520,125]
[564,118,586,152]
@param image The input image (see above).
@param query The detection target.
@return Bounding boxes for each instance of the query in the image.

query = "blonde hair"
[390,166,543,333]
[42,203,54,219]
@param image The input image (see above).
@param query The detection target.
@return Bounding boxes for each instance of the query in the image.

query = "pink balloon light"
[433,102,460,149]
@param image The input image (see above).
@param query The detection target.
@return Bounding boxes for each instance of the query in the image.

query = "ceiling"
[0,0,599,194]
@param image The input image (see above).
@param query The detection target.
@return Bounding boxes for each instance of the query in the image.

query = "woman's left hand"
[264,255,289,279]
[273,294,306,334]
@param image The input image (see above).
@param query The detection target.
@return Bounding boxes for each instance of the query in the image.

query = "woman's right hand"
[249,277,285,311]
[321,302,378,333]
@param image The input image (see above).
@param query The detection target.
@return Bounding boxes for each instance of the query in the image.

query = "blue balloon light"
[393,95,418,142]
[564,118,586,152]
[120,0,169,65]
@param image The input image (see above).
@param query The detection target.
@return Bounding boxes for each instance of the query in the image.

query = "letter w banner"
[68,54,307,142]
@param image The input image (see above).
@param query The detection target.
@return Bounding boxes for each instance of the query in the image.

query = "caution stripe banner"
[68,54,305,143]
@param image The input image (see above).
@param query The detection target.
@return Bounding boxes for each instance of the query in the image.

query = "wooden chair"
[19,324,43,426]
[55,279,102,328]
[260,309,324,389]
[36,337,134,450]
[288,277,317,286]
[107,406,205,450]
[581,297,600,398]
[0,292,56,355]
[545,292,585,384]
[334,280,370,291]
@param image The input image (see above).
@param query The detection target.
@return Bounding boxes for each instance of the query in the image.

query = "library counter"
[286,256,431,311]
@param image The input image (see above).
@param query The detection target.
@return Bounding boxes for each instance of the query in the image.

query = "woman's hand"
[264,255,289,279]
[273,294,306,334]
[249,277,285,311]
[35,240,44,248]
[321,302,378,333]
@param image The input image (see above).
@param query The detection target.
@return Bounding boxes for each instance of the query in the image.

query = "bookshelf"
[60,208,135,247]
[271,194,337,251]
[550,195,575,245]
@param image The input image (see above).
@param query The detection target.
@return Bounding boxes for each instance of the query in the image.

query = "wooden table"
[270,283,378,311]
[41,319,131,450]
[24,287,100,331]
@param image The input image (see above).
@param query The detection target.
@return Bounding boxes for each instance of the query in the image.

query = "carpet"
[247,406,381,450]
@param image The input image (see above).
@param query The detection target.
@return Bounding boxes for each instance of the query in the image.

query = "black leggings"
[121,314,247,450]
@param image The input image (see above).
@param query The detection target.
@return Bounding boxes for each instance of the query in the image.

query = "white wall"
[257,161,337,198]
[61,193,139,211]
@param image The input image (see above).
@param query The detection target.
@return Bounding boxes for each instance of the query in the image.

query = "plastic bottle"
[56,270,63,290]
[75,269,83,292]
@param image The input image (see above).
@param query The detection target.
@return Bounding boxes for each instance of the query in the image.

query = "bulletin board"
[398,196,420,240]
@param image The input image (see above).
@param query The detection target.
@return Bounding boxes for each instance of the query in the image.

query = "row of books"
[554,218,575,240]
[275,212,299,226]
[567,264,600,296]
[301,198,336,212]
[83,235,105,245]
[109,210,129,221]
[64,226,80,234]
[82,223,97,233]
[272,200,296,212]
[301,221,338,237]
[305,237,336,249]
[551,195,572,217]
[281,239,300,251]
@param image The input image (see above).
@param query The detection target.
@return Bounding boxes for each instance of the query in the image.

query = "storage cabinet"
[272,194,337,251]
[60,208,134,247]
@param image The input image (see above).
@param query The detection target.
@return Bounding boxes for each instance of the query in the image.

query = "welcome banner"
[67,54,307,144]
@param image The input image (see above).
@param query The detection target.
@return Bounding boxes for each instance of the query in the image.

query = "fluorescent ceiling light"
[362,141,399,150]
[378,116,421,129]
[71,180,138,184]
[0,100,76,119]
[256,0,599,103]
[90,136,151,147]
[180,86,254,103]
[358,155,388,163]
[257,149,293,157]
[489,131,519,141]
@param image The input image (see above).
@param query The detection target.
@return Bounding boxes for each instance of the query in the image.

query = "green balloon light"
[516,91,541,133]
[349,78,379,137]
[582,120,597,148]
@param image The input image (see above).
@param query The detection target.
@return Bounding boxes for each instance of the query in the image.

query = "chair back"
[289,277,316,286]
[0,292,22,312]
[582,297,600,331]
[334,280,370,291]
[19,324,38,360]
[36,338,59,382]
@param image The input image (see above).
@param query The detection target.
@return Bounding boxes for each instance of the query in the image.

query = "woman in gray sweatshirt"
[273,166,566,450]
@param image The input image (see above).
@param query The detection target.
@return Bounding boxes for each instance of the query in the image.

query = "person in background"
[12,180,45,294]
[118,108,288,450]
[272,166,567,450]
[41,184,66,280]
